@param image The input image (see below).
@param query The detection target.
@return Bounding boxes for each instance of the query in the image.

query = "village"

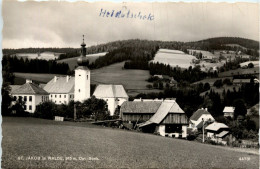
[2,1,259,168]
[5,37,259,148]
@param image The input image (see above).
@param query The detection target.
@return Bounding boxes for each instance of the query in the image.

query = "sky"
[2,1,259,48]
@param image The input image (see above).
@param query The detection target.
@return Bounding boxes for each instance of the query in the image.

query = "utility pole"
[202,118,205,143]
[74,103,77,121]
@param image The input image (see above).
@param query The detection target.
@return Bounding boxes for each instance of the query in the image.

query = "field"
[240,61,259,68]
[2,117,259,168]
[14,62,160,96]
[188,49,217,59]
[13,52,63,60]
[151,49,196,68]
[57,52,107,70]
[218,67,259,77]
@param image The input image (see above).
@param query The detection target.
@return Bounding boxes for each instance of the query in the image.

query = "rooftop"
[43,76,75,94]
[205,122,229,131]
[93,84,128,98]
[12,83,48,95]
[190,108,211,121]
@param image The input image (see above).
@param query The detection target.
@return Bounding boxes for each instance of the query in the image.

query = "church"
[43,36,129,115]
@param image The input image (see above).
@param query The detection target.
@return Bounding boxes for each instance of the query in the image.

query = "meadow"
[2,117,259,169]
[13,52,63,60]
[151,49,196,68]
[57,52,107,70]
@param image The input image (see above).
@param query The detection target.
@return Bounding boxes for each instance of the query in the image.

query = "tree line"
[2,55,70,74]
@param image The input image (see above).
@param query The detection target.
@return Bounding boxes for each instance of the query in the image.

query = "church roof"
[93,84,128,98]
[12,83,48,95]
[43,76,75,94]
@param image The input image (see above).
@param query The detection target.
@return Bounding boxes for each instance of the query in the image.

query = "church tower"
[74,35,90,102]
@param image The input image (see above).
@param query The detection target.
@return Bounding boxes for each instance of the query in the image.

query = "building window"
[78,89,80,92]
[29,106,32,110]
[24,105,27,110]
[55,95,57,98]
[60,95,61,98]
[13,96,17,101]
[55,101,56,103]
[24,96,27,101]
[79,74,81,76]
[42,96,44,102]
[51,95,52,98]
[70,95,71,98]
[64,101,67,104]
[87,75,88,80]
[29,96,32,102]
[59,101,61,103]
[64,95,66,98]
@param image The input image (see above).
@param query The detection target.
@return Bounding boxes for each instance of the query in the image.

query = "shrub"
[34,101,57,119]
[248,63,254,68]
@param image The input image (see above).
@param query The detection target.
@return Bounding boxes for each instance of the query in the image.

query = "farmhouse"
[205,122,230,144]
[93,84,128,116]
[189,108,215,131]
[233,79,251,85]
[11,80,49,113]
[121,99,189,138]
[223,106,235,118]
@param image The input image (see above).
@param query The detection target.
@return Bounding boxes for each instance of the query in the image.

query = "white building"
[205,122,230,144]
[11,80,49,113]
[43,76,75,105]
[74,66,90,102]
[223,106,235,118]
[93,84,129,116]
[189,108,215,130]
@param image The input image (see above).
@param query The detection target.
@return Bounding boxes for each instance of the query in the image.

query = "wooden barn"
[120,99,189,138]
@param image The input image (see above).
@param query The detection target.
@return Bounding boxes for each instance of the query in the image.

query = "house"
[233,79,251,85]
[223,106,235,118]
[93,84,129,116]
[189,108,215,130]
[43,76,75,105]
[121,99,189,138]
[205,122,229,144]
[10,80,49,113]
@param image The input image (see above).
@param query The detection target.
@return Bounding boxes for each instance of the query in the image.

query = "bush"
[213,79,223,88]
[248,63,254,68]
[34,101,57,119]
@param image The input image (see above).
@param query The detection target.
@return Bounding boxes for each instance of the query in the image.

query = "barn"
[120,99,189,138]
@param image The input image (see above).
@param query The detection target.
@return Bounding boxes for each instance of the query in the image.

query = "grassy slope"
[14,62,161,96]
[2,117,259,169]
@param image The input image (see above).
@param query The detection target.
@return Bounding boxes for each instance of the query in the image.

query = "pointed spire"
[78,34,88,66]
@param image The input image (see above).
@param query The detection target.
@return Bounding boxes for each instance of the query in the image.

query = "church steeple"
[77,35,88,66]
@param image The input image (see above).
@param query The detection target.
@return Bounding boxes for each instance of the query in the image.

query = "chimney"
[26,79,32,83]
[205,108,208,111]
[54,76,57,82]
[66,75,70,82]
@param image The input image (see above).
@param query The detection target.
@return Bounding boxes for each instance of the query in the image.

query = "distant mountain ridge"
[3,37,259,56]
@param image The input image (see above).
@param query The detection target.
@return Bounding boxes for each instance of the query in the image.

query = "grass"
[57,52,107,70]
[14,62,161,96]
[2,117,259,168]
[151,49,196,68]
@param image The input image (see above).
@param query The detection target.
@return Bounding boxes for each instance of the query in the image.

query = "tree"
[80,96,109,121]
[1,83,13,116]
[213,79,223,88]
[153,82,158,89]
[158,82,164,90]
[248,62,254,68]
[34,101,57,119]
[146,84,153,89]
[233,99,247,119]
